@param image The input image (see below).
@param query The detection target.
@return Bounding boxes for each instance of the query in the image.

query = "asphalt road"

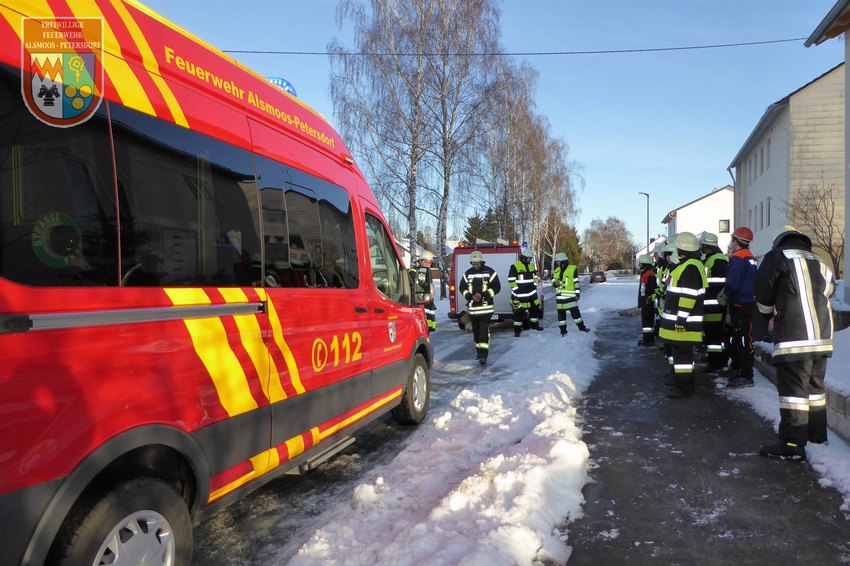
[567,311,850,564]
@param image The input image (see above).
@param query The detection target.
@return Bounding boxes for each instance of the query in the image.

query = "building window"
[759,147,764,175]
[767,138,770,169]
[759,201,764,230]
[719,219,730,233]
[748,208,752,227]
[766,197,771,227]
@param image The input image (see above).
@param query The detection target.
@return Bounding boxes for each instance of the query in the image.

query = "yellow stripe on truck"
[69,0,156,116]
[109,0,188,126]
[165,288,257,417]
[257,289,305,395]
[218,287,282,403]
[2,0,51,40]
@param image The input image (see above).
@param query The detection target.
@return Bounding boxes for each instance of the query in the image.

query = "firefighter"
[655,239,678,367]
[409,250,437,334]
[756,226,835,461]
[719,226,758,388]
[508,248,542,336]
[637,254,657,346]
[699,232,729,373]
[552,252,589,335]
[659,232,707,398]
[459,250,502,364]
[652,240,676,331]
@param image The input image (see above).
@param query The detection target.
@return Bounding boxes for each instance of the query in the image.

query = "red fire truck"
[0,1,431,564]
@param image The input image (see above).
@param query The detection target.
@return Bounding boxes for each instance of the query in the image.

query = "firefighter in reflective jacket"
[652,240,676,335]
[552,252,589,335]
[637,254,657,346]
[508,248,542,336]
[699,232,729,373]
[409,250,437,333]
[659,232,707,398]
[755,226,835,461]
[460,250,502,364]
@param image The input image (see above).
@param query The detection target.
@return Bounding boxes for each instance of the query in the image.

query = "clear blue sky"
[142,0,844,246]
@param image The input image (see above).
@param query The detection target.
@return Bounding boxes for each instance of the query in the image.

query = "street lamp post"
[638,192,649,253]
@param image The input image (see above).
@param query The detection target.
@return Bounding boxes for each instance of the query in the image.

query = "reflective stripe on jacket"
[755,242,834,362]
[659,258,707,343]
[703,252,728,323]
[508,260,539,305]
[460,264,501,316]
[553,264,580,299]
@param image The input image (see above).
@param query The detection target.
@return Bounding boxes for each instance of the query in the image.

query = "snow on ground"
[281,277,850,565]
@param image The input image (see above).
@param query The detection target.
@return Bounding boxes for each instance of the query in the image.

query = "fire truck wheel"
[392,353,430,425]
[54,477,192,566]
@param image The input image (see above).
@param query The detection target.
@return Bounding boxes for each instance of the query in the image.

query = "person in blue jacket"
[719,227,758,389]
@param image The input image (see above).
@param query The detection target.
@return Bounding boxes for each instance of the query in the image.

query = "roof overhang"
[806,0,850,46]
[727,100,788,169]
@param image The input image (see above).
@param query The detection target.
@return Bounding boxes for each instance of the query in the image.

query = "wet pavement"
[567,312,850,564]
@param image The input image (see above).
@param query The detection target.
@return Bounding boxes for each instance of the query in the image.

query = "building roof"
[662,185,733,224]
[726,63,844,169]
[806,0,850,46]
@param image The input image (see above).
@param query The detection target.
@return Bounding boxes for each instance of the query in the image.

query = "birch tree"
[329,0,434,244]
[420,0,499,283]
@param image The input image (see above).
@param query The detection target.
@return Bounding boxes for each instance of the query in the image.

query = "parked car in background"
[589,271,607,283]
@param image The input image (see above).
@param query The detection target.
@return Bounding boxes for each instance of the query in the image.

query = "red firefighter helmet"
[731,226,753,244]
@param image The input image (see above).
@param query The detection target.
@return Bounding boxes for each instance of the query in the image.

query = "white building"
[807,0,850,302]
[661,186,735,250]
[727,63,845,261]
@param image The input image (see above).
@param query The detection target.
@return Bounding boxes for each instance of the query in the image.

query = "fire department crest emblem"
[22,17,103,127]
[388,321,397,343]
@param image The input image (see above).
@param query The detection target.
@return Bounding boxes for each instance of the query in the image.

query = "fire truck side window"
[0,64,119,286]
[253,153,358,288]
[110,104,260,286]
[365,213,410,303]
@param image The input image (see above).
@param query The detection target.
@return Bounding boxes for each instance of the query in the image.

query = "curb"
[754,343,850,444]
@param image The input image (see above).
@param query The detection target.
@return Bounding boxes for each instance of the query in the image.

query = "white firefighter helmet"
[469,250,484,263]
[771,225,811,250]
[554,252,568,262]
[638,254,653,266]
[419,250,435,261]
[521,248,534,260]
[699,232,718,247]
[675,232,700,252]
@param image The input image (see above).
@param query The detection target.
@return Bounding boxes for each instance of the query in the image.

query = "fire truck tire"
[54,477,192,566]
[392,353,430,425]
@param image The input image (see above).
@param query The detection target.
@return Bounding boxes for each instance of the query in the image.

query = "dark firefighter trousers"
[776,358,828,446]
[471,314,492,359]
[727,303,754,378]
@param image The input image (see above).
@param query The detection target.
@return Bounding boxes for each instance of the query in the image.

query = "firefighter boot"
[514,327,522,337]
[580,325,590,333]
[560,327,568,336]
[759,441,806,462]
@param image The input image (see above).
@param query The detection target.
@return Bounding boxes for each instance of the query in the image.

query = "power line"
[223,37,806,57]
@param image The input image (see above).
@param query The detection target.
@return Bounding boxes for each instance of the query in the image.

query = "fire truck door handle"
[374,308,385,314]
[355,307,368,313]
